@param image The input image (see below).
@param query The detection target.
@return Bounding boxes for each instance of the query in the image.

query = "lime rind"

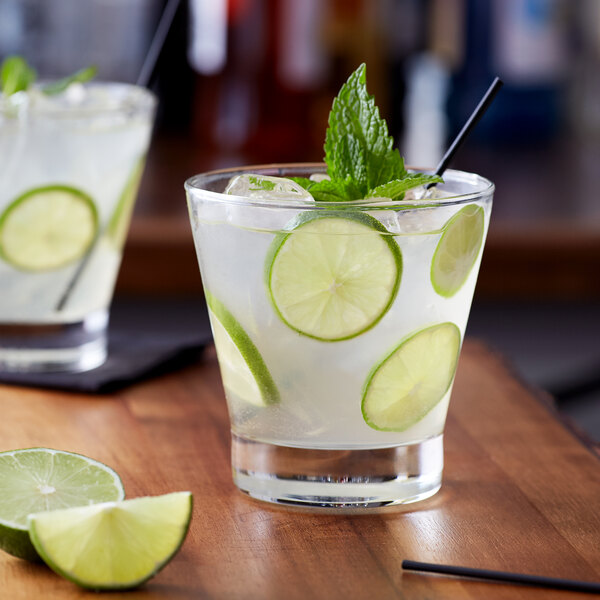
[430,204,485,298]
[0,448,124,561]
[27,492,193,591]
[0,185,98,272]
[107,156,146,249]
[206,291,279,406]
[361,323,461,432]
[265,210,402,342]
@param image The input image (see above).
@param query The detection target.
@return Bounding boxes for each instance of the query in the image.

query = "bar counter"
[0,340,598,599]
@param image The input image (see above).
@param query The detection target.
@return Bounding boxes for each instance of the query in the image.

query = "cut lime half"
[206,291,279,406]
[431,204,485,298]
[28,492,192,591]
[362,323,461,432]
[266,211,402,341]
[0,448,124,561]
[0,185,98,271]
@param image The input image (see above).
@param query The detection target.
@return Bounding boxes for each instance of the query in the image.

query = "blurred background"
[2,0,599,445]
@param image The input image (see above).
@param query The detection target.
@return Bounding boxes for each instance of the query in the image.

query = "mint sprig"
[1,56,36,97]
[0,56,97,97]
[41,65,98,96]
[296,63,442,201]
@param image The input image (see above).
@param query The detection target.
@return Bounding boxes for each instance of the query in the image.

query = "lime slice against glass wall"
[266,212,402,341]
[0,185,98,271]
[206,291,279,406]
[362,323,461,432]
[431,204,484,298]
[0,448,124,561]
[28,492,192,591]
[107,157,145,249]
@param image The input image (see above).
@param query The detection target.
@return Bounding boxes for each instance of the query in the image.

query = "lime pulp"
[430,204,485,298]
[265,211,402,341]
[361,323,461,432]
[0,185,98,272]
[0,448,124,561]
[28,492,192,590]
[206,291,279,406]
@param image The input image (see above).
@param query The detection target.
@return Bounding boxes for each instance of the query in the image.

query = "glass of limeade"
[0,82,156,372]
[186,164,494,508]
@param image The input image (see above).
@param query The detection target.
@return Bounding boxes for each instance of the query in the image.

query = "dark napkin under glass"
[0,296,213,393]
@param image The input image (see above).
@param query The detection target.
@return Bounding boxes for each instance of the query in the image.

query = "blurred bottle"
[189,0,330,166]
[569,0,600,139]
[188,0,416,167]
[447,0,572,144]
[402,53,450,169]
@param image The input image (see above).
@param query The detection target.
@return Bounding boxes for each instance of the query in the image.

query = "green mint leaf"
[324,63,407,197]
[1,56,36,96]
[41,65,98,96]
[291,177,362,202]
[289,177,315,190]
[369,174,443,200]
[247,175,276,191]
[308,178,361,202]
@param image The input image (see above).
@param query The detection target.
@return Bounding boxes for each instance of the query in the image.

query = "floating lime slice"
[0,185,98,271]
[206,291,279,406]
[362,323,461,432]
[0,448,124,561]
[266,211,402,341]
[225,174,313,200]
[107,156,145,248]
[430,204,484,298]
[28,492,192,591]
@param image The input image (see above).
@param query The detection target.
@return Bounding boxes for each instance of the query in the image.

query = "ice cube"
[225,174,313,201]
[403,186,428,201]
[403,184,448,201]
[309,173,330,182]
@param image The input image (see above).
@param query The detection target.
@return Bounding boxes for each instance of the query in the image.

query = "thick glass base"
[232,433,443,508]
[0,309,108,373]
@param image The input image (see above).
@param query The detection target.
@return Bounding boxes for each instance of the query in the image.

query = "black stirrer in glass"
[137,0,182,88]
[56,0,182,312]
[429,76,503,185]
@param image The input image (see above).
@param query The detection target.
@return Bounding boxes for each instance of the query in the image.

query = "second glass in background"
[0,82,156,372]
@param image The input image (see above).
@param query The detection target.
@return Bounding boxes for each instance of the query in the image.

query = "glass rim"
[0,81,157,118]
[184,163,495,210]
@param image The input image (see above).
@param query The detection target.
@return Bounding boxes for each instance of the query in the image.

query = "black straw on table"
[402,560,600,594]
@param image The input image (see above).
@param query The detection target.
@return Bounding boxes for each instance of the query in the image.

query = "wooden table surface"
[0,340,599,599]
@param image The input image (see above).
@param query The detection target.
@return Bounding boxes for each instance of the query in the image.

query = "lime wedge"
[225,174,313,200]
[107,156,145,248]
[266,211,402,341]
[430,204,484,298]
[206,291,279,406]
[362,323,461,431]
[0,185,98,271]
[28,492,192,591]
[0,448,124,561]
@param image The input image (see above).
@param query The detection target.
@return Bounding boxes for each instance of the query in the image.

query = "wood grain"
[0,341,598,599]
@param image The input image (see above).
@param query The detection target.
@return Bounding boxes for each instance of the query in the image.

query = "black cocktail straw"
[432,76,503,179]
[402,560,600,594]
[137,0,183,88]
[56,0,181,312]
